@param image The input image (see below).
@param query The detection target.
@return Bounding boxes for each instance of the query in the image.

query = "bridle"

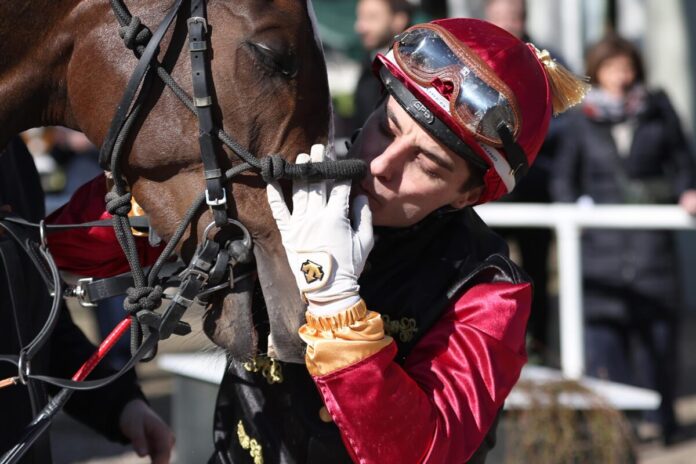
[0,1,364,461]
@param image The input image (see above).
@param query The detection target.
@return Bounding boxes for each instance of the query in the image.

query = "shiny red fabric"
[46,174,164,278]
[312,281,532,463]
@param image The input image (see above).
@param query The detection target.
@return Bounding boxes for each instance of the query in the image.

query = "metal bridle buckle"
[182,268,209,285]
[187,16,208,33]
[75,278,97,308]
[205,188,227,207]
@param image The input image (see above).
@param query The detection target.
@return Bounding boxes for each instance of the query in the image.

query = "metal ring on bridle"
[39,219,48,250]
[17,353,30,386]
[203,219,252,248]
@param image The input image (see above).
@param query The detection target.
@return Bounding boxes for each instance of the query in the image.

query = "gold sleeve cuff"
[299,300,393,377]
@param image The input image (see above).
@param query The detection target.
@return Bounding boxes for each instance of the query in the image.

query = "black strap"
[0,222,63,363]
[24,334,158,391]
[1,214,149,232]
[81,261,185,304]
[0,219,53,289]
[497,123,529,183]
[188,0,228,226]
[99,0,186,169]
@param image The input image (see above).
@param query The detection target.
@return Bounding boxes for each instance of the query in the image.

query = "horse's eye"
[246,42,298,79]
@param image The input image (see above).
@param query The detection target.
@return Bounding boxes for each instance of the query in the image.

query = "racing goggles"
[392,24,522,148]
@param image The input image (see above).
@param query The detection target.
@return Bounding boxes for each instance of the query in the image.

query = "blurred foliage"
[333,93,356,118]
[505,380,636,464]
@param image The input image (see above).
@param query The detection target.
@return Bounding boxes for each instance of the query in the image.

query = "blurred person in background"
[484,0,566,362]
[351,0,413,133]
[551,34,696,445]
[45,128,102,214]
[45,128,131,369]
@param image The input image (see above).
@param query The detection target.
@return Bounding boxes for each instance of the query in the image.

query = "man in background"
[352,0,413,132]
[485,0,566,361]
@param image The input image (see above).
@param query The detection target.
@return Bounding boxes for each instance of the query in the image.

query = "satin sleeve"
[299,281,531,463]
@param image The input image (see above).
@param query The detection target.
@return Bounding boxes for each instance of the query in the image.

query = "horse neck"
[0,0,83,147]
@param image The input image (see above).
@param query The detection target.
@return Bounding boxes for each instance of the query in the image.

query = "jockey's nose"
[369,138,410,184]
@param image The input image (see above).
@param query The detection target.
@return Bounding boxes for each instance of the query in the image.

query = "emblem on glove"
[300,260,325,284]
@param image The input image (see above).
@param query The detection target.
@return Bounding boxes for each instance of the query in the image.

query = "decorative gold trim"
[381,315,418,342]
[237,421,264,464]
[242,355,284,384]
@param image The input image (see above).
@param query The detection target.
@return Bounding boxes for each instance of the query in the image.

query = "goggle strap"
[497,124,529,183]
[379,67,489,172]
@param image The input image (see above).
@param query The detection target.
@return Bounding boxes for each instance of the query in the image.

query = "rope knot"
[119,16,152,50]
[105,191,132,216]
[124,285,163,313]
[260,155,286,183]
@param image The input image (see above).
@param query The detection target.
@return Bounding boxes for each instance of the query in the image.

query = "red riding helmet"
[373,18,588,203]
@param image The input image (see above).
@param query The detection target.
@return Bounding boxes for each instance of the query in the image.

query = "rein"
[0,1,364,461]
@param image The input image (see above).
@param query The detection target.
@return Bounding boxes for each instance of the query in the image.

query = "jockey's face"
[351,96,482,227]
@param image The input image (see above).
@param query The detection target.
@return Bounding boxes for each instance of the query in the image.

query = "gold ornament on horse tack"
[237,421,264,464]
[300,259,325,284]
[530,44,590,115]
[243,355,284,384]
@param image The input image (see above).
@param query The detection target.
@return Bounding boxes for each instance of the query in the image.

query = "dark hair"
[585,35,645,85]
[483,0,527,21]
[461,161,486,193]
[386,0,415,19]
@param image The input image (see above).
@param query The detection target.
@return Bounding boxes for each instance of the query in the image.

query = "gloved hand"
[267,144,373,317]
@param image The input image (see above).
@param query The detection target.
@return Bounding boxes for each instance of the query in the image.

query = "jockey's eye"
[246,41,298,79]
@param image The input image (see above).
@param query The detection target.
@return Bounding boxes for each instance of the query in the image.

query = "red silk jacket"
[299,283,530,463]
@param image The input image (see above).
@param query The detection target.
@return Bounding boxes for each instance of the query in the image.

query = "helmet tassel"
[530,45,591,116]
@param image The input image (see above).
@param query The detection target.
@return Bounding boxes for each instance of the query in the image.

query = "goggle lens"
[394,26,520,147]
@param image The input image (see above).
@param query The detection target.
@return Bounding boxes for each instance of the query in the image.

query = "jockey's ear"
[450,185,483,210]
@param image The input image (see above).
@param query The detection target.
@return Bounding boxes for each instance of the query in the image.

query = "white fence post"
[556,220,584,379]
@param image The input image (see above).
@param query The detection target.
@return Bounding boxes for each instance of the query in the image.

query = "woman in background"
[552,35,696,445]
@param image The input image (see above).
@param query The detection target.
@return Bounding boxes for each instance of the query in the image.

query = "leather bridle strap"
[99,0,185,170]
[188,0,228,226]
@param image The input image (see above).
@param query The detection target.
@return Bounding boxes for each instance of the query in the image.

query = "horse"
[0,0,333,363]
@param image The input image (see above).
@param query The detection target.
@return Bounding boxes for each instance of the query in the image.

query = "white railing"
[474,203,696,380]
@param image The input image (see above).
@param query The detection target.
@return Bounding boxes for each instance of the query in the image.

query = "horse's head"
[5,1,330,361]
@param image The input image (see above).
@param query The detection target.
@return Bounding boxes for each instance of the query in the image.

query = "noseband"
[0,1,365,461]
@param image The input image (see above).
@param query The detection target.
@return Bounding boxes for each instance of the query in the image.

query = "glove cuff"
[305,298,367,331]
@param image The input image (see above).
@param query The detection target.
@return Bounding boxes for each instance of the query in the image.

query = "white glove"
[267,144,373,317]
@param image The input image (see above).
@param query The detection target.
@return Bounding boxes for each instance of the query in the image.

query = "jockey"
[43,17,587,463]
[213,18,588,463]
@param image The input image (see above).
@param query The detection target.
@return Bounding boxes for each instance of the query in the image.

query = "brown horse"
[0,0,331,362]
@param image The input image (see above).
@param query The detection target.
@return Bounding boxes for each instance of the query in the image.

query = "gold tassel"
[530,45,591,116]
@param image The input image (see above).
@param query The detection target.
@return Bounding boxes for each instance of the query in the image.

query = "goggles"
[392,24,522,148]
